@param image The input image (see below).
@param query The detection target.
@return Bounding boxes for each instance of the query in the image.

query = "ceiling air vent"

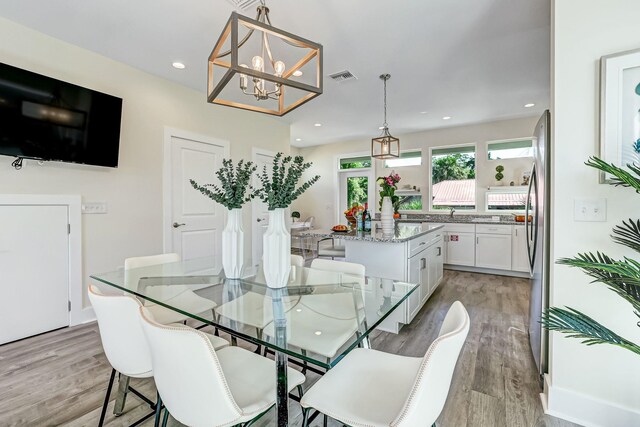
[225,0,262,11]
[328,70,357,82]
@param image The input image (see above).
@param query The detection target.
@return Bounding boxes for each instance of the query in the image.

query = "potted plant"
[542,156,640,356]
[291,211,301,222]
[495,165,505,185]
[377,173,401,227]
[190,159,257,279]
[257,153,320,288]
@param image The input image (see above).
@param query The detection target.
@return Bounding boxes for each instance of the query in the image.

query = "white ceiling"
[0,0,550,148]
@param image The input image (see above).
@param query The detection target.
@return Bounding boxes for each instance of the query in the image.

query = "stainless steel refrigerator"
[526,110,551,385]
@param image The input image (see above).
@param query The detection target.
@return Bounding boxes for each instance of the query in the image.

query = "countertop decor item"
[371,74,400,159]
[599,48,640,182]
[257,153,320,288]
[207,0,323,116]
[542,156,640,356]
[291,211,300,222]
[190,159,258,279]
[377,172,401,214]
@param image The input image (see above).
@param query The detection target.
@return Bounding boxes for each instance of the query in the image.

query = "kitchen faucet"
[449,207,456,218]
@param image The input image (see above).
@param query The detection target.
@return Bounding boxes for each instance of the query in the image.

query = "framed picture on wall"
[600,48,640,183]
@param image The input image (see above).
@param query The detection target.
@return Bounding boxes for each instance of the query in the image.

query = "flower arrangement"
[257,152,320,210]
[377,172,401,214]
[495,165,505,183]
[190,159,258,209]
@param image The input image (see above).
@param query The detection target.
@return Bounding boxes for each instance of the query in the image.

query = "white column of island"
[299,223,445,333]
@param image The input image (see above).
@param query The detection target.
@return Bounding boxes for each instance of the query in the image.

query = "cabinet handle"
[476,237,479,244]
[421,258,426,270]
[437,247,442,256]
[419,242,426,246]
[515,229,518,237]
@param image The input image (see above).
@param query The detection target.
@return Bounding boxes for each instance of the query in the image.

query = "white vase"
[381,196,394,233]
[222,208,244,279]
[263,208,291,289]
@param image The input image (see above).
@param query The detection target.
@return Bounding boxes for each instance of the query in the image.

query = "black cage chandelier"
[371,74,400,159]
[207,1,323,116]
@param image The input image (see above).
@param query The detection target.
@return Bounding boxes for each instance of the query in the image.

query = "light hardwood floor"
[0,270,580,427]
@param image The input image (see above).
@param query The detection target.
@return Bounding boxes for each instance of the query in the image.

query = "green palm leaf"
[542,307,640,355]
[612,219,640,253]
[585,157,640,192]
[557,253,640,314]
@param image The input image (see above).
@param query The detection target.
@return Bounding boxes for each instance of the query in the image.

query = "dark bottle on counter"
[363,202,372,232]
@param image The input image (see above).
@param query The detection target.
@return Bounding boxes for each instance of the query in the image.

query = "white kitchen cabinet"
[427,242,444,296]
[511,225,530,273]
[476,233,512,270]
[444,232,476,266]
[407,252,426,322]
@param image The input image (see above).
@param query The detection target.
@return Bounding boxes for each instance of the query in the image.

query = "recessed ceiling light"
[378,126,385,130]
[442,116,451,120]
[292,70,303,77]
[172,62,186,69]
[314,123,322,127]
[420,111,428,114]
[296,308,302,312]
[295,138,302,142]
[314,331,322,336]
[524,103,535,108]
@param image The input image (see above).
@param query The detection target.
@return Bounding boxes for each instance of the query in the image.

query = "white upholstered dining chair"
[88,285,229,427]
[139,306,306,427]
[300,300,470,427]
[125,253,217,326]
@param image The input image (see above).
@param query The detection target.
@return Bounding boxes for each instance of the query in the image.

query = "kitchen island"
[298,223,444,332]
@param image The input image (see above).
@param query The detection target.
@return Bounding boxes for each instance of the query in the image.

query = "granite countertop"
[297,223,444,243]
[382,214,520,225]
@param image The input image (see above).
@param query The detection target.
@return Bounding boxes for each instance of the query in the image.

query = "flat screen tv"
[0,62,123,167]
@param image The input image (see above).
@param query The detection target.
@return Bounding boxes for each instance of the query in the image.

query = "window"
[396,190,423,211]
[384,150,422,168]
[431,145,476,210]
[340,156,372,170]
[346,175,369,208]
[486,189,527,211]
[487,138,533,160]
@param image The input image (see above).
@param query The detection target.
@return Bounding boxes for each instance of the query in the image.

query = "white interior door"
[167,133,227,263]
[0,205,69,344]
[252,150,276,266]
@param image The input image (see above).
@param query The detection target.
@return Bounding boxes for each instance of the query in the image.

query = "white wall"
[292,116,539,230]
[0,17,290,310]
[548,0,640,425]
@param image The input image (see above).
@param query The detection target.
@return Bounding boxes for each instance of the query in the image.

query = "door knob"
[173,222,186,228]
[257,218,264,222]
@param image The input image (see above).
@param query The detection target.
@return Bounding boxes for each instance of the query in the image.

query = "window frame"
[428,142,478,213]
[383,149,423,168]
[486,137,534,160]
[484,186,528,213]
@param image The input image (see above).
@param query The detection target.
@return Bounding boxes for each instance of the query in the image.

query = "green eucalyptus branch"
[257,152,320,210]
[190,158,258,210]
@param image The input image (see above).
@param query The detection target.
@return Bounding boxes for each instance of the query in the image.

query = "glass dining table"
[90,257,418,426]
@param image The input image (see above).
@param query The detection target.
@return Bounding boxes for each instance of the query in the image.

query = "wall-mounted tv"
[0,62,123,168]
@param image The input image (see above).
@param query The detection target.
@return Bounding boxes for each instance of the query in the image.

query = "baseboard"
[544,376,640,427]
[444,264,530,278]
[70,306,96,326]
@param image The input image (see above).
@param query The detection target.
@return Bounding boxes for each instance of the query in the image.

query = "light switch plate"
[574,198,606,222]
[82,202,108,214]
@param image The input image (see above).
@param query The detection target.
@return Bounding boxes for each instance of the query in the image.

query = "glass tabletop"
[90,257,418,369]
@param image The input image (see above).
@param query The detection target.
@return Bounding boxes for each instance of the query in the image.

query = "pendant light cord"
[383,77,388,128]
